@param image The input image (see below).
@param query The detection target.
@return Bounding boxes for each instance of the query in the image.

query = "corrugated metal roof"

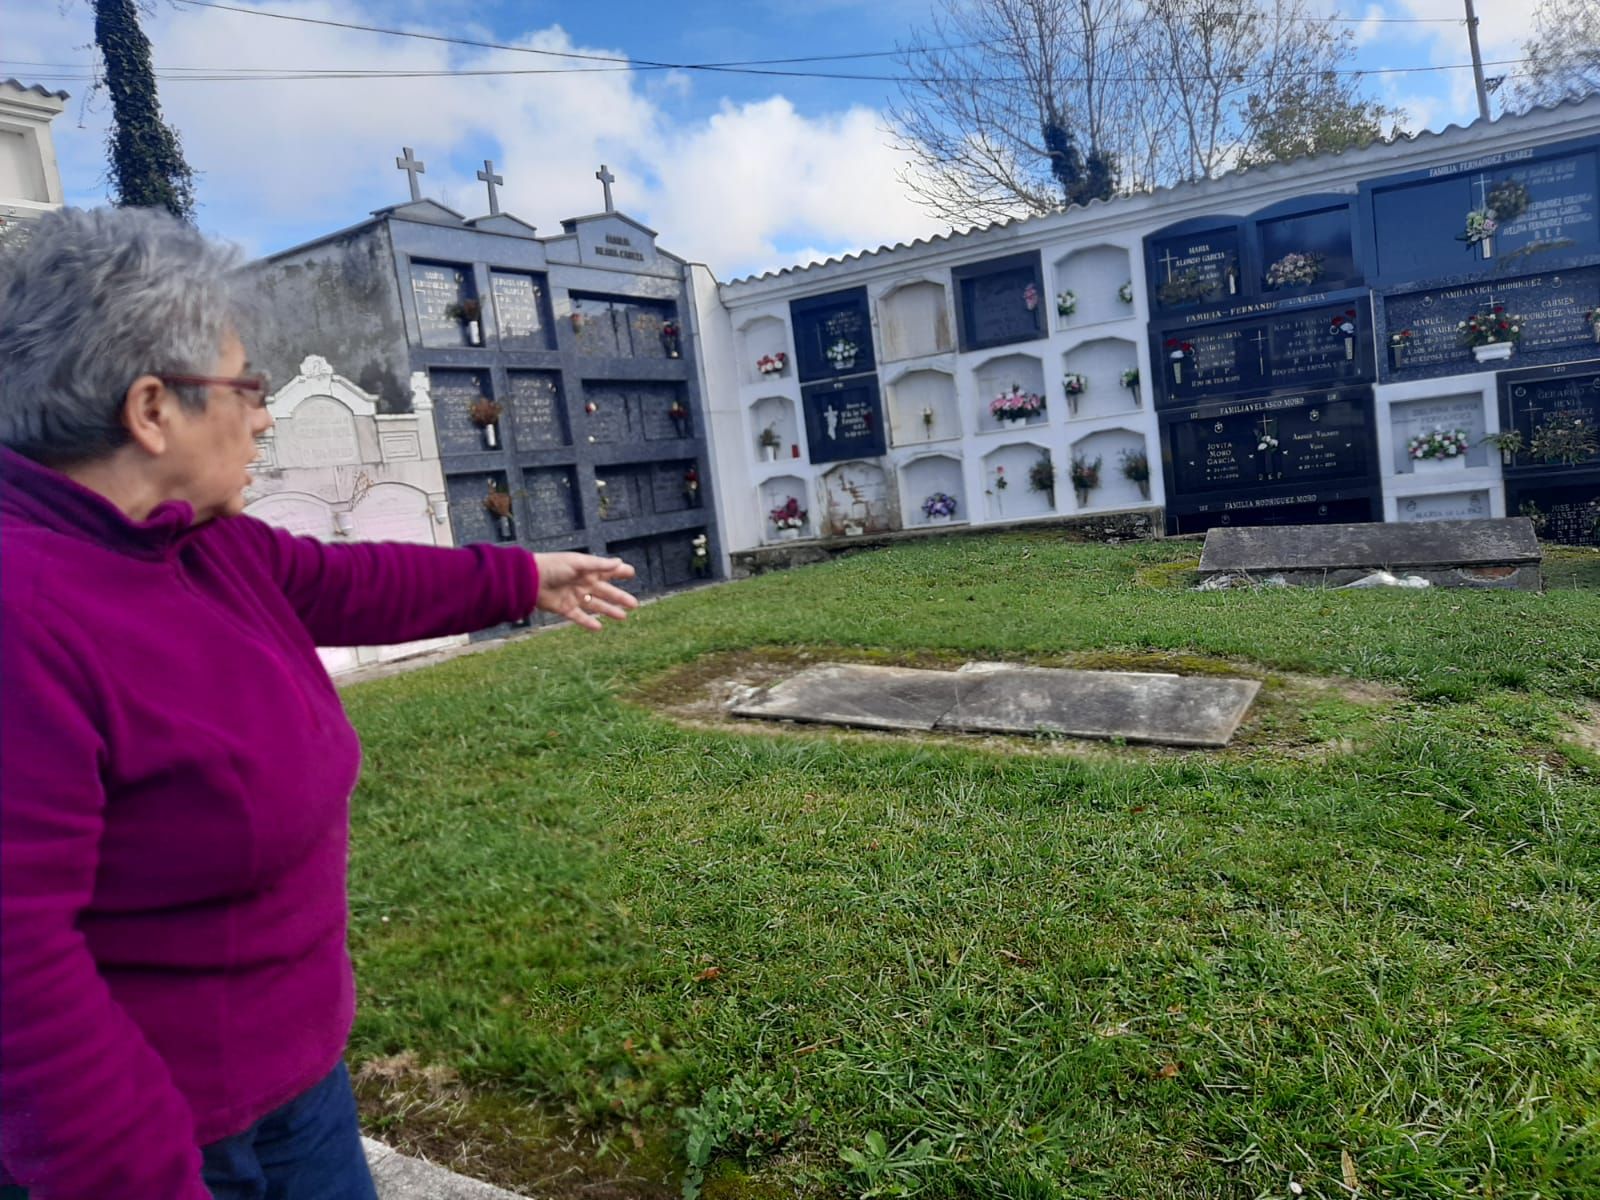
[1,79,71,102]
[722,93,1600,288]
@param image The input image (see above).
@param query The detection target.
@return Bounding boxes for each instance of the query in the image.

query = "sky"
[6,0,1540,280]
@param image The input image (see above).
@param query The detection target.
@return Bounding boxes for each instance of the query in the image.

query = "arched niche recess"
[749,395,800,464]
[980,441,1055,522]
[877,279,953,362]
[898,454,967,527]
[758,474,814,541]
[820,460,895,537]
[736,314,793,386]
[1053,245,1135,328]
[1060,337,1142,420]
[886,368,959,446]
[1068,427,1149,511]
[973,352,1048,433]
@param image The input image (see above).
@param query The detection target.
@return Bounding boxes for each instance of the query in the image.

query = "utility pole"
[1463,0,1492,122]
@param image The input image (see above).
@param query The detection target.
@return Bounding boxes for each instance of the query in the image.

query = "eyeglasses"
[158,372,273,408]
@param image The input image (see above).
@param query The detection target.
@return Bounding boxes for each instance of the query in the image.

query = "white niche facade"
[1068,427,1149,511]
[749,395,801,465]
[981,441,1055,521]
[973,352,1049,433]
[899,453,967,528]
[820,460,895,536]
[1060,337,1142,420]
[886,367,960,446]
[245,357,462,673]
[758,473,814,542]
[876,278,954,362]
[737,314,794,386]
[1052,244,1136,330]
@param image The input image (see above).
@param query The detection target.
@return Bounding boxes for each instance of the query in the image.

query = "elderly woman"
[0,206,638,1199]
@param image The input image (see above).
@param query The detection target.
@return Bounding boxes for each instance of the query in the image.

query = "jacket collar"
[0,445,202,561]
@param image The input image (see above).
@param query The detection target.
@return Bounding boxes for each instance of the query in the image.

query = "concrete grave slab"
[1198,518,1541,589]
[731,662,1261,747]
[728,663,971,731]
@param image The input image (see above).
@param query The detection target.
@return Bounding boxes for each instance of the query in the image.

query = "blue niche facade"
[1362,133,1600,544]
[257,194,721,628]
[1145,194,1382,534]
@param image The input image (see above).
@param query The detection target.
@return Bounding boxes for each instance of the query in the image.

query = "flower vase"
[1391,346,1406,371]
[1590,322,1600,345]
[1171,359,1184,385]
[1074,487,1090,507]
[833,357,856,373]
[1002,417,1026,430]
[1480,235,1494,260]
[481,422,499,450]
[843,520,864,537]
[762,445,778,462]
[1473,342,1514,363]
[1344,337,1355,361]
[1137,481,1151,500]
[466,320,481,346]
[1066,395,1079,417]
[1414,454,1467,474]
[495,514,516,541]
[927,513,953,525]
[774,527,799,541]
[1129,387,1141,407]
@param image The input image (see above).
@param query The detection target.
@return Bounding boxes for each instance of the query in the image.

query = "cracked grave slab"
[730,662,1260,748]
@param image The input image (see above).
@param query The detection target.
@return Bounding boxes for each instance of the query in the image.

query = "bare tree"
[1506,0,1600,111]
[888,0,1142,225]
[891,0,1403,225]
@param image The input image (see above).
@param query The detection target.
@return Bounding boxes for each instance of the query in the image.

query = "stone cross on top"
[595,164,617,213]
[477,159,504,216]
[395,146,426,202]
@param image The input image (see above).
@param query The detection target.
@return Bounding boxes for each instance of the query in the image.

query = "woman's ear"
[121,375,174,455]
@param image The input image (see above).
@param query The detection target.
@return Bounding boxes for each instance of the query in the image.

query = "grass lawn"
[342,535,1600,1199]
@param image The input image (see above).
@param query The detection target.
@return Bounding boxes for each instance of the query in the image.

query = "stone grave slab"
[1198,518,1541,589]
[730,664,969,732]
[730,662,1261,747]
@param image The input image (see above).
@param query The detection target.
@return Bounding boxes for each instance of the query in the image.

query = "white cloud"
[8,0,944,278]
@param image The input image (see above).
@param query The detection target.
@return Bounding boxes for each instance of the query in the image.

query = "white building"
[0,79,68,232]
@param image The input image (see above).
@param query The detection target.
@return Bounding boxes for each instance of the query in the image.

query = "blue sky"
[8,0,1538,279]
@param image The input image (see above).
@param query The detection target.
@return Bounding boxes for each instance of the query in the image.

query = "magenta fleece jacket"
[0,446,539,1198]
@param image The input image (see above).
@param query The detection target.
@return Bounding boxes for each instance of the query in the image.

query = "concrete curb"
[364,1137,530,1199]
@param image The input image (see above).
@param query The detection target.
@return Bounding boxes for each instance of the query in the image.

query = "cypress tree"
[94,0,196,221]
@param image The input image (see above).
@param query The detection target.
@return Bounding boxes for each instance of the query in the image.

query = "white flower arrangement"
[1118,281,1134,304]
[826,338,859,369]
[1056,291,1077,318]
[1407,427,1470,461]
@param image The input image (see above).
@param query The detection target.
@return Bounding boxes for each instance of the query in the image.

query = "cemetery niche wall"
[705,99,1599,556]
[1497,360,1600,545]
[244,357,465,674]
[1146,195,1381,534]
[258,165,721,623]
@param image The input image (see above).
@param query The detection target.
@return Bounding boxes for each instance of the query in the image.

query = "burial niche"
[877,279,953,362]
[1053,245,1136,329]
[820,461,893,536]
[885,368,959,446]
[981,441,1054,521]
[1059,337,1142,420]
[973,353,1048,433]
[898,454,966,528]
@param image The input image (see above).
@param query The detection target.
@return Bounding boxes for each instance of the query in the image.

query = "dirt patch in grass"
[1567,701,1600,756]
[626,646,1401,761]
[353,1053,677,1200]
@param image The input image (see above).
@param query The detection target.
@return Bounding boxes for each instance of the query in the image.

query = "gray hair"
[0,206,261,465]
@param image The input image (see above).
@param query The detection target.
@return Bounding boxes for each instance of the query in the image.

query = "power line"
[4,57,1538,86]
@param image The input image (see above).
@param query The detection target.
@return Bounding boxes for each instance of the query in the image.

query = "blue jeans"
[0,1061,378,1200]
